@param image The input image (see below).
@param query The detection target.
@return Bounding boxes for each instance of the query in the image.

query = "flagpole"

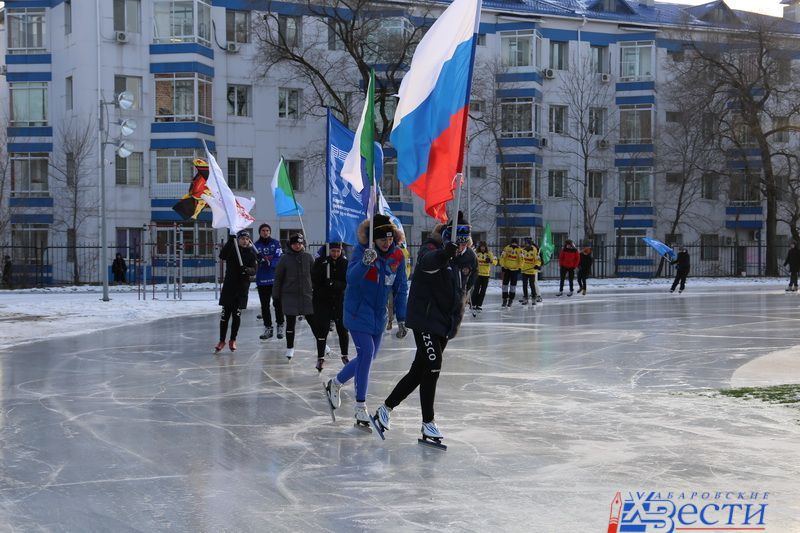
[203,139,243,266]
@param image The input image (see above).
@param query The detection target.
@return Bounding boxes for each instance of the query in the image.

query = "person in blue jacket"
[324,214,408,428]
[253,223,285,340]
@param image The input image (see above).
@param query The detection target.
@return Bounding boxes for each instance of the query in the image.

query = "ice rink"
[1,286,799,531]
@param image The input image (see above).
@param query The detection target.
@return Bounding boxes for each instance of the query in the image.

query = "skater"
[2,255,12,289]
[386,240,411,331]
[670,246,690,293]
[557,240,580,296]
[216,230,258,352]
[253,223,285,340]
[471,241,496,311]
[785,242,800,292]
[519,240,541,305]
[531,242,543,303]
[311,242,350,371]
[577,246,593,295]
[499,239,522,307]
[273,233,315,361]
[324,214,408,429]
[372,215,477,447]
[112,253,127,284]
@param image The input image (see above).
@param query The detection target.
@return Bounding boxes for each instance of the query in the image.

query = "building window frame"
[115,75,143,110]
[501,163,534,204]
[227,84,251,117]
[153,0,211,46]
[227,158,253,190]
[618,167,653,206]
[500,29,535,69]
[278,87,302,120]
[588,170,604,198]
[501,97,534,138]
[619,40,654,82]
[114,0,142,33]
[116,152,144,186]
[619,104,653,144]
[155,149,203,184]
[9,82,49,127]
[549,40,568,70]
[6,8,47,54]
[617,229,647,258]
[225,9,250,44]
[154,72,213,124]
[549,105,568,135]
[547,169,568,198]
[10,152,50,197]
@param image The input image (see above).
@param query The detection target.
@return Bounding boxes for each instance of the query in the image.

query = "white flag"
[201,147,255,235]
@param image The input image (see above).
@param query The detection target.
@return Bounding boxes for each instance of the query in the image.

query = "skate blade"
[368,414,386,441]
[322,383,336,423]
[417,438,447,450]
[354,422,372,433]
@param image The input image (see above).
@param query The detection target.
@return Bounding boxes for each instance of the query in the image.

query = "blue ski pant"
[335,330,383,403]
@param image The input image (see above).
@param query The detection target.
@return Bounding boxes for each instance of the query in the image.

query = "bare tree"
[668,17,800,275]
[0,114,10,240]
[49,117,97,284]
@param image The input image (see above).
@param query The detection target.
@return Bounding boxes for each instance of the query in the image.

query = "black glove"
[444,242,458,258]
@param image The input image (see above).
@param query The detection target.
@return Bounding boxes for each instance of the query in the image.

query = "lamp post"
[98,91,136,301]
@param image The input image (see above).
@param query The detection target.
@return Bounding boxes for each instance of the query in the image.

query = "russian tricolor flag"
[390,0,482,222]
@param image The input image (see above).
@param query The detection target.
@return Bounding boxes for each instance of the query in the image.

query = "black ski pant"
[285,314,316,350]
[577,269,589,292]
[257,285,284,328]
[471,276,489,307]
[790,269,799,289]
[311,302,349,358]
[385,330,448,423]
[501,268,519,302]
[521,273,536,300]
[671,269,688,291]
[559,267,575,292]
[219,306,241,341]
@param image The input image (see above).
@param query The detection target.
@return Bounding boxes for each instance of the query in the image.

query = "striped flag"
[341,69,376,193]
[271,157,304,217]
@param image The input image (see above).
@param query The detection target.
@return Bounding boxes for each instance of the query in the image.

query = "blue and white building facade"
[2,0,800,281]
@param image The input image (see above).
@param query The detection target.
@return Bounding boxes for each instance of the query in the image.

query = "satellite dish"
[116,141,134,158]
[119,118,137,137]
[117,91,135,110]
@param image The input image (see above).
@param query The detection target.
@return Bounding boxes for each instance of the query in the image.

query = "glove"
[396,321,408,339]
[362,248,378,266]
[444,242,458,258]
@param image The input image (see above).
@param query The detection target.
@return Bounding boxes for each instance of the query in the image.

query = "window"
[774,116,790,143]
[500,30,534,68]
[549,105,567,135]
[666,172,682,185]
[116,152,144,185]
[619,104,653,144]
[476,34,486,46]
[591,45,609,74]
[501,98,533,138]
[552,232,569,250]
[729,171,760,205]
[365,17,413,63]
[702,113,716,137]
[588,171,604,198]
[666,111,682,123]
[155,73,212,123]
[617,229,646,257]
[153,0,211,46]
[620,41,653,81]
[155,149,202,184]
[776,58,791,84]
[66,77,73,111]
[227,158,253,190]
[469,166,486,180]
[501,163,534,203]
[156,221,214,258]
[226,9,250,44]
[227,85,251,117]
[278,15,302,47]
[327,20,345,51]
[665,233,683,246]
[701,234,719,261]
[10,153,49,197]
[469,100,485,114]
[11,224,49,263]
[550,41,568,70]
[280,228,303,247]
[589,107,606,135]
[114,75,142,110]
[10,82,48,126]
[278,88,301,119]
[735,121,756,146]
[619,167,652,205]
[116,227,144,260]
[285,160,304,192]
[701,173,717,200]
[114,0,141,33]
[7,8,46,54]
[382,160,403,201]
[65,1,72,35]
[548,169,568,198]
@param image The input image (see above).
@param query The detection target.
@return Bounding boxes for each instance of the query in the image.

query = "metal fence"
[0,241,792,289]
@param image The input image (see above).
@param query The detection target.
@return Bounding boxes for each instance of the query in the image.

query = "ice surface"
[1,282,799,531]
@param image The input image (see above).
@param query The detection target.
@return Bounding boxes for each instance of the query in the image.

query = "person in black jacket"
[577,246,593,295]
[670,246,690,294]
[372,214,478,446]
[112,253,127,284]
[784,242,800,292]
[311,242,349,372]
[216,230,257,352]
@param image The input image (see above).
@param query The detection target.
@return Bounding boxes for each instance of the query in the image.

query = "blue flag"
[326,111,382,244]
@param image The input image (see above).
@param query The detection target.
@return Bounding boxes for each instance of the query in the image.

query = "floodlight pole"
[98,99,110,302]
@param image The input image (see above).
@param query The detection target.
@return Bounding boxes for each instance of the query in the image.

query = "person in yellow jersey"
[470,241,497,313]
[519,239,542,306]
[499,239,522,308]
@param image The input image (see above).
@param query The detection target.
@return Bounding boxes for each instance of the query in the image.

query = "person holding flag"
[215,230,257,353]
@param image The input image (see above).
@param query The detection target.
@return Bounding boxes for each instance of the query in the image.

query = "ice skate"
[670,289,675,293]
[259,326,273,340]
[418,421,447,450]
[567,291,573,297]
[214,340,226,353]
[556,291,563,297]
[582,288,587,295]
[228,340,237,352]
[535,296,542,303]
[256,314,262,320]
[276,324,285,339]
[678,289,683,294]
[323,378,341,422]
[285,347,294,360]
[354,403,372,432]
[386,320,393,331]
[315,357,324,373]
[369,404,391,441]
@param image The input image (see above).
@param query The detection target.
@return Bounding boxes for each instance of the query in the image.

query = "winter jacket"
[311,254,348,319]
[273,247,315,316]
[578,252,594,274]
[253,236,282,286]
[500,244,522,271]
[343,219,408,336]
[218,236,258,309]
[520,247,542,275]
[558,245,580,270]
[406,230,478,340]
[785,247,800,271]
[112,257,127,277]
[476,250,497,277]
[671,250,690,272]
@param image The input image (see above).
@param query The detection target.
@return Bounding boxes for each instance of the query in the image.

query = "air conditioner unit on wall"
[0,65,7,76]
[600,73,611,83]
[543,68,555,79]
[597,139,610,149]
[115,31,128,43]
[226,42,240,53]
[539,137,548,148]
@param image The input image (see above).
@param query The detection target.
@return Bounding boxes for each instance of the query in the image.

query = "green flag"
[341,69,375,192]
[541,223,554,265]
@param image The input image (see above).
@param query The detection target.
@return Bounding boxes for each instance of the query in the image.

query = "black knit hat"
[289,233,305,246]
[328,242,343,249]
[372,214,396,241]
[236,229,251,239]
